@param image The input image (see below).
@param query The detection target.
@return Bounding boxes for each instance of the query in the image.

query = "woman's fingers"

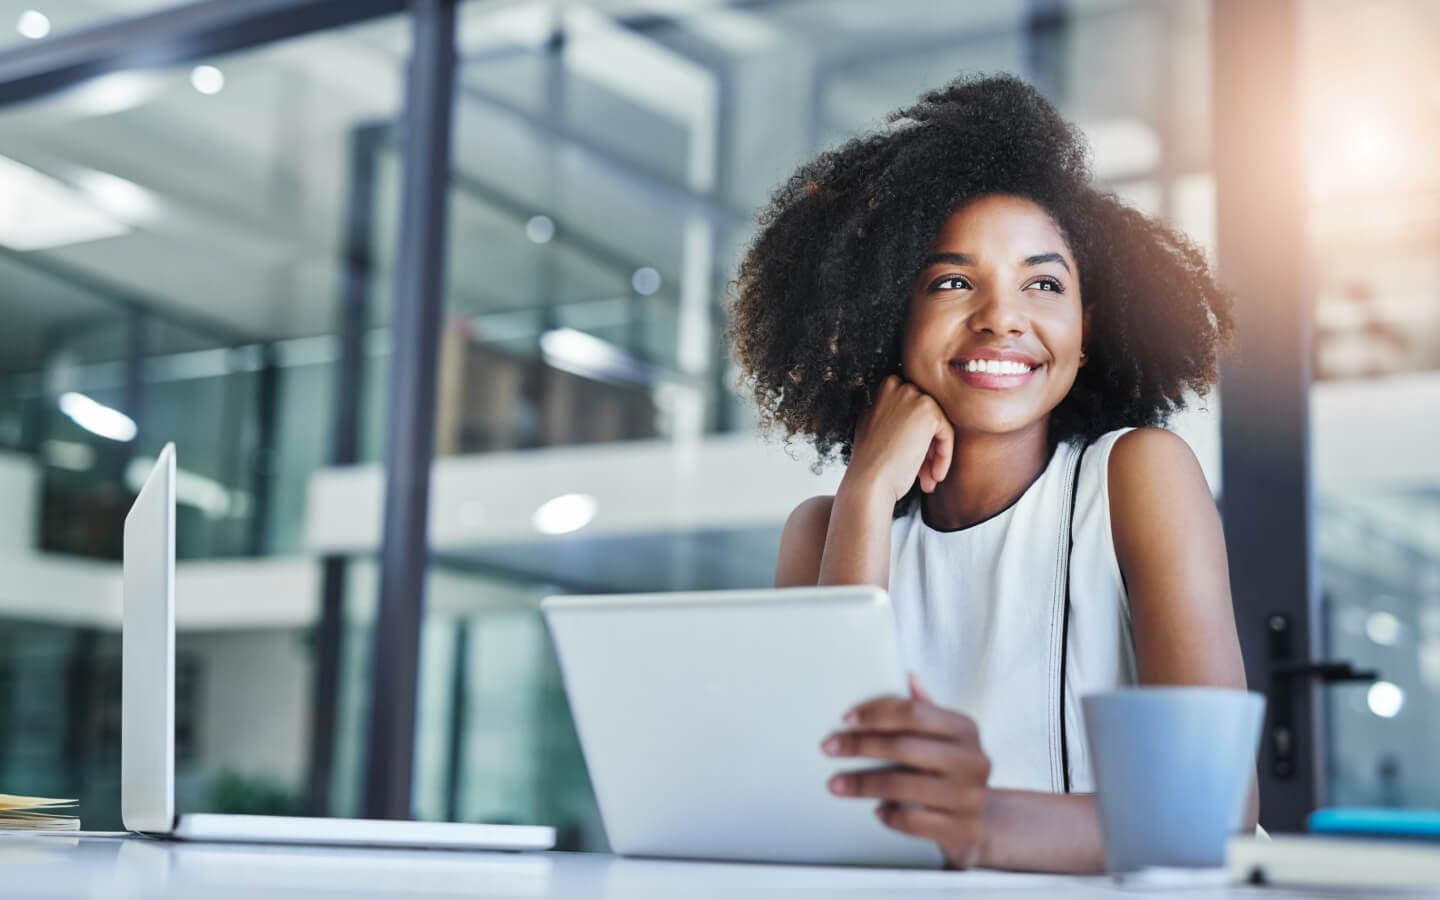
[844,696,980,742]
[908,672,932,703]
[875,802,957,844]
[828,767,980,810]
[821,732,973,775]
[930,416,954,486]
[876,802,983,867]
[919,435,941,493]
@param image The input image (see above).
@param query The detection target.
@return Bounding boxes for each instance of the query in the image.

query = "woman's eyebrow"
[1023,252,1071,272]
[923,252,976,267]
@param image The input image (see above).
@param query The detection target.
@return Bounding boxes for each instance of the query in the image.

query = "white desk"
[0,834,1358,899]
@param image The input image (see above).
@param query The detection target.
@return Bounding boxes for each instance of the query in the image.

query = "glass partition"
[1306,0,1440,810]
[0,11,410,829]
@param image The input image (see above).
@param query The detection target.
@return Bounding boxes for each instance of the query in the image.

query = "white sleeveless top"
[888,428,1138,793]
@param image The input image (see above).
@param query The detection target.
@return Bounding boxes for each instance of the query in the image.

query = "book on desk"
[1228,808,1440,889]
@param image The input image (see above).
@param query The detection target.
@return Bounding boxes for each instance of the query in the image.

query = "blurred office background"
[0,0,1433,844]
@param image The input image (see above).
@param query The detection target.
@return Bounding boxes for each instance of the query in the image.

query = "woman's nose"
[967,288,1027,336]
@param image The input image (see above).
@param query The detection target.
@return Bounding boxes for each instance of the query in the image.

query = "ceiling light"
[72,169,160,224]
[631,267,661,296]
[16,10,49,40]
[61,71,166,118]
[1365,611,1402,647]
[539,327,654,386]
[1367,681,1404,719]
[0,154,128,250]
[190,65,225,95]
[525,214,555,244]
[532,493,597,535]
[58,392,136,442]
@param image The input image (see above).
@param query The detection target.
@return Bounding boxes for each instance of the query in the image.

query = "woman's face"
[901,194,1085,438]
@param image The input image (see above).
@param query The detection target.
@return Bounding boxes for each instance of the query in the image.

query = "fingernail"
[821,737,839,755]
[829,776,848,795]
[844,711,858,726]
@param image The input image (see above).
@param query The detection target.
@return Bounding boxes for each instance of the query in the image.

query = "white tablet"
[542,586,943,867]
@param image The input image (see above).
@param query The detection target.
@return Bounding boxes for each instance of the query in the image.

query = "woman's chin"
[943,409,1051,439]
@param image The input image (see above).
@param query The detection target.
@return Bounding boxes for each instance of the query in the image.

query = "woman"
[727,74,1253,871]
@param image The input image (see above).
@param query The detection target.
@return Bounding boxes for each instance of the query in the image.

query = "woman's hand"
[846,375,955,504]
[821,674,991,868]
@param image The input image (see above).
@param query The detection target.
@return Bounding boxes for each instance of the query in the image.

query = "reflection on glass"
[1307,0,1440,810]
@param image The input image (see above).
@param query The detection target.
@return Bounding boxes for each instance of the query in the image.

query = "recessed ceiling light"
[0,154,129,250]
[631,266,661,296]
[1367,680,1404,719]
[16,10,50,40]
[526,214,555,244]
[532,493,597,535]
[59,392,136,442]
[190,65,225,95]
[1365,610,1402,646]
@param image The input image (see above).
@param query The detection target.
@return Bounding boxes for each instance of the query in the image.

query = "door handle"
[1270,660,1378,682]
[1265,613,1378,779]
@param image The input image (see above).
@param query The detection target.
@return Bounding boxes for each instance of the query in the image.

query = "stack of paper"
[0,794,80,831]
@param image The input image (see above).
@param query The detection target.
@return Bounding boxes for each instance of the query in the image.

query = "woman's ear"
[1079,306,1092,367]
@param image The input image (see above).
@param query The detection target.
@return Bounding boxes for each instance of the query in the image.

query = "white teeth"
[962,359,1032,375]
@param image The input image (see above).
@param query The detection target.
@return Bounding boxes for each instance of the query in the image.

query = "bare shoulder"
[785,494,837,530]
[1108,427,1206,504]
[775,495,836,587]
[1110,426,1200,476]
[1108,427,1215,558]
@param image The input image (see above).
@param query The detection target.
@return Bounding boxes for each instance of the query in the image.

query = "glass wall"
[0,12,409,829]
[1306,0,1440,809]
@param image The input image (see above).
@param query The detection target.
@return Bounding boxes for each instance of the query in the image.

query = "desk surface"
[0,834,1365,899]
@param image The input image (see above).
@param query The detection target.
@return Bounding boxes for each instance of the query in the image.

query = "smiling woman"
[729,75,1251,872]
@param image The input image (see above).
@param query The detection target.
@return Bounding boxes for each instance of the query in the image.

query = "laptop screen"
[121,442,176,834]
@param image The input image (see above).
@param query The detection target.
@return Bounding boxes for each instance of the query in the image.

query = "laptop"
[121,443,555,851]
[542,586,943,867]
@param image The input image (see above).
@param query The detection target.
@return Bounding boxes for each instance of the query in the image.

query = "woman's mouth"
[949,358,1042,389]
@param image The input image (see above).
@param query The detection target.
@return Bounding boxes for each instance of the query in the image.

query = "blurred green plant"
[210,771,302,816]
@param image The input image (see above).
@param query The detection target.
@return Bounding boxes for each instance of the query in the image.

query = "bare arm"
[774,482,897,590]
[977,428,1255,872]
[776,376,953,590]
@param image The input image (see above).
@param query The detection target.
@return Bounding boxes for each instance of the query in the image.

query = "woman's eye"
[1027,277,1064,293]
[932,276,971,291]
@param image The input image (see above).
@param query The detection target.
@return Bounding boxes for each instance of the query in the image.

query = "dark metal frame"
[306,120,389,817]
[362,0,458,820]
[1213,0,1319,832]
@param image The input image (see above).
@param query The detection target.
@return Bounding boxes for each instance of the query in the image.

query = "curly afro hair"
[727,73,1232,470]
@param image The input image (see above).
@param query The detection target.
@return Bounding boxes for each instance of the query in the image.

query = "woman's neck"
[920,420,1052,530]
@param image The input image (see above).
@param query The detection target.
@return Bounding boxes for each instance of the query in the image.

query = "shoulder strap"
[1058,441,1089,794]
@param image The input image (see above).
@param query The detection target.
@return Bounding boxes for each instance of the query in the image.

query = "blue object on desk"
[1309,807,1440,840]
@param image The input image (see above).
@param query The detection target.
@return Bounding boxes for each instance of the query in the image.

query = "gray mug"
[1082,687,1264,873]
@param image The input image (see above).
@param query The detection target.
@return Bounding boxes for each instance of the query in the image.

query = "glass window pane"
[0,13,409,828]
[1307,0,1440,810]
